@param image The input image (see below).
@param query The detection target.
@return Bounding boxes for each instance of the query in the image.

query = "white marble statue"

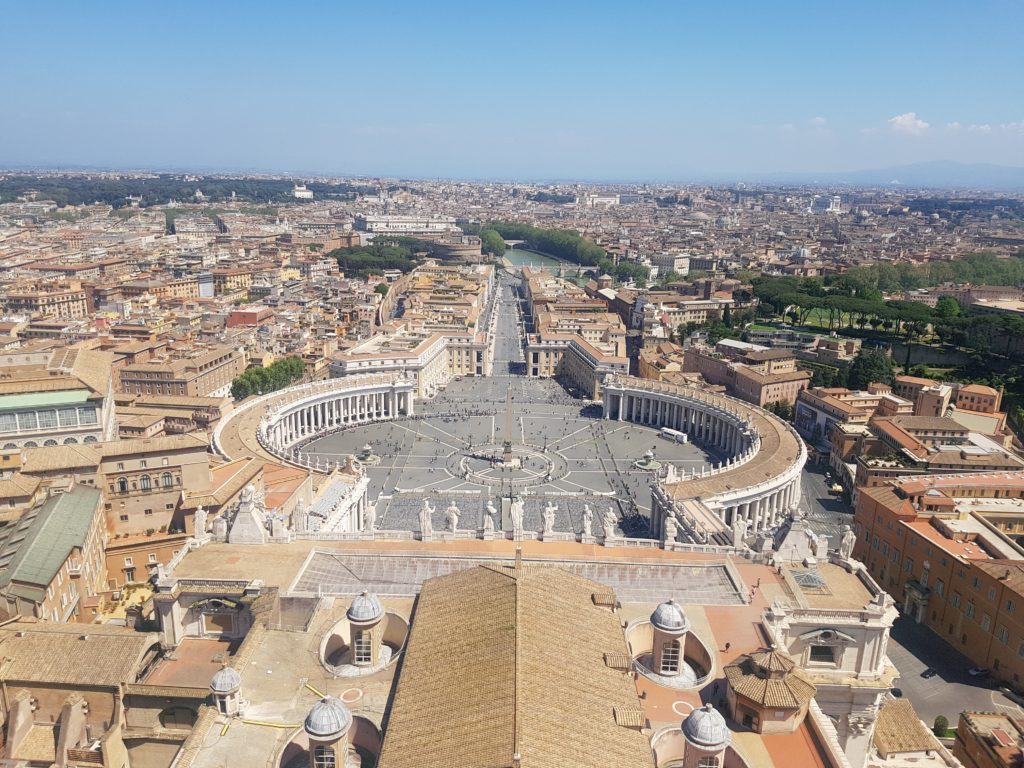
[664,463,679,484]
[603,507,618,540]
[293,500,307,534]
[810,531,828,559]
[483,512,495,533]
[364,502,377,533]
[510,497,525,538]
[420,500,434,538]
[542,502,557,535]
[732,515,749,545]
[664,514,678,543]
[582,504,594,537]
[194,505,207,536]
[839,525,856,560]
[445,501,460,532]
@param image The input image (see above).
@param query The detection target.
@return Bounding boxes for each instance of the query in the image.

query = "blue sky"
[1,0,1021,180]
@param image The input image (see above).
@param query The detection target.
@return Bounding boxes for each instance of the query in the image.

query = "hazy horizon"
[2,1,1021,181]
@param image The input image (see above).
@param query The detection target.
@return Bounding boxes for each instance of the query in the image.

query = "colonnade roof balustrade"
[603,375,806,506]
[213,373,413,463]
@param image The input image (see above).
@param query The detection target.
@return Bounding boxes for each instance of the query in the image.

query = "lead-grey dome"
[682,703,731,751]
[210,665,241,693]
[347,591,383,623]
[304,696,353,740]
[651,599,690,634]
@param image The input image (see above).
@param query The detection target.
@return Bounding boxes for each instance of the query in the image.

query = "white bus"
[659,427,688,444]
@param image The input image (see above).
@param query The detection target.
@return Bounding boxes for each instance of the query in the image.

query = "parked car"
[921,668,938,678]
[968,666,990,677]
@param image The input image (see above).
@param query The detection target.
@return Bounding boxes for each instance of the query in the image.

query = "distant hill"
[749,161,1024,191]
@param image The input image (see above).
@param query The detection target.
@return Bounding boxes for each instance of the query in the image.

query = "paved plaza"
[305,274,721,537]
[290,550,745,604]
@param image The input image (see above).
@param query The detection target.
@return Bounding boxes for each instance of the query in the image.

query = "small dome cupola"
[209,665,242,717]
[682,702,732,751]
[651,599,690,635]
[210,665,241,694]
[304,696,353,742]
[347,591,384,624]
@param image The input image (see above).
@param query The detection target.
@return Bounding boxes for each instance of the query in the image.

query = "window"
[660,640,681,675]
[999,625,1010,644]
[312,745,335,768]
[973,576,981,589]
[982,614,992,631]
[117,462,125,471]
[140,475,151,491]
[809,645,835,664]
[124,557,134,567]
[124,568,135,583]
[140,460,148,469]
[117,477,128,493]
[148,553,157,564]
[353,631,373,665]
[952,592,961,608]
[698,758,720,768]
[162,473,173,488]
[967,601,976,618]
[905,558,914,575]
[1008,600,1016,614]
[144,509,153,516]
[936,579,945,597]
[988,587,997,601]
[162,457,169,466]
[119,514,129,522]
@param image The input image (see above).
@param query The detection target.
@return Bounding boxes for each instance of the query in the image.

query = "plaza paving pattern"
[291,550,745,604]
[304,375,722,537]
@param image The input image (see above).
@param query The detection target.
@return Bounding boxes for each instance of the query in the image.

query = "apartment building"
[19,432,211,536]
[955,710,1024,768]
[683,342,811,407]
[4,282,89,319]
[854,472,1024,690]
[119,344,246,398]
[795,385,913,449]
[0,485,107,623]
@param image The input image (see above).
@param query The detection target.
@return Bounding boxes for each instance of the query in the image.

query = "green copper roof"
[0,390,91,412]
[0,486,100,597]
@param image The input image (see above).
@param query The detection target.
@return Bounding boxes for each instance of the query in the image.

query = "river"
[502,247,564,269]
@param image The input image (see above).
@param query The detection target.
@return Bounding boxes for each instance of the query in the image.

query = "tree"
[932,715,948,737]
[766,400,794,421]
[846,348,895,390]
[374,283,389,296]
[479,228,506,258]
[934,296,961,319]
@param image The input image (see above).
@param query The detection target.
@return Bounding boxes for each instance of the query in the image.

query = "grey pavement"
[800,463,853,548]
[886,615,1023,725]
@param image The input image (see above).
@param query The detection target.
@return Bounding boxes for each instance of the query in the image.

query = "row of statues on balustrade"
[412,498,619,541]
